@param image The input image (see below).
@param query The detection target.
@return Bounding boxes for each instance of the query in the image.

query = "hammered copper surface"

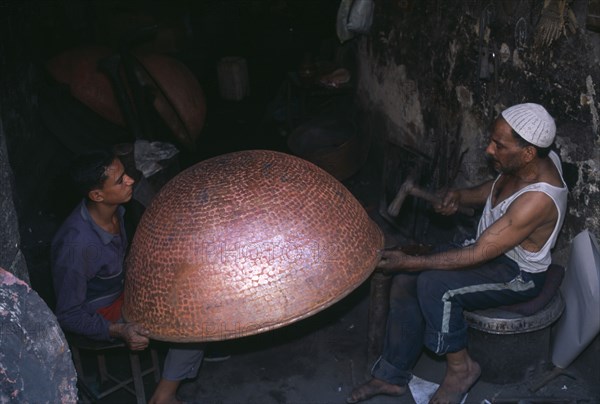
[123,150,383,342]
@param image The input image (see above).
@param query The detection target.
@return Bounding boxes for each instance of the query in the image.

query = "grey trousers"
[163,344,205,381]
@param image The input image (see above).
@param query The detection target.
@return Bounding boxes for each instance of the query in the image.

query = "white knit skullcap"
[501,103,556,148]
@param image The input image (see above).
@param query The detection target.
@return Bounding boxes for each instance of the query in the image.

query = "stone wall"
[355,0,600,253]
[0,124,28,283]
[0,1,31,282]
[0,2,56,288]
[0,2,82,303]
[0,268,77,402]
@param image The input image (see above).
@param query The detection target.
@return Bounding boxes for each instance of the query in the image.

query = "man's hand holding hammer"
[380,181,495,273]
[386,175,480,218]
[434,180,495,216]
[433,190,462,216]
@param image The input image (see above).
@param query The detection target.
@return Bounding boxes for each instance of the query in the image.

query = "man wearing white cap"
[348,103,568,404]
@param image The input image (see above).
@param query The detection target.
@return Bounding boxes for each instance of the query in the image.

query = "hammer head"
[386,175,416,217]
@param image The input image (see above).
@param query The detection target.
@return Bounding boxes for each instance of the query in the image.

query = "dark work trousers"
[371,253,547,386]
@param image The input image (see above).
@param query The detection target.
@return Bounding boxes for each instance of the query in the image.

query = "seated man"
[348,103,568,404]
[51,149,203,404]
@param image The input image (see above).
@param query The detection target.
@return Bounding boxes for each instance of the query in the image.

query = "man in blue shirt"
[52,149,203,403]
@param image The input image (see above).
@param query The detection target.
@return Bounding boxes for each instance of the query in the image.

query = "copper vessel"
[46,47,206,151]
[123,150,383,342]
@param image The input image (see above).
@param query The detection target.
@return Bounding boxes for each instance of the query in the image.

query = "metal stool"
[464,264,565,384]
[66,333,160,404]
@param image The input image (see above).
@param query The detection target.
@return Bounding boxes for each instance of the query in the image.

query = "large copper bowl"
[123,150,383,342]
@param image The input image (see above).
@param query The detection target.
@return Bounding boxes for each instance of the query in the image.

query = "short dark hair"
[510,128,553,158]
[70,149,116,198]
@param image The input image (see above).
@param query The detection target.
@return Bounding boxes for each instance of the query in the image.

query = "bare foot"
[149,379,183,404]
[346,378,407,403]
[430,350,481,404]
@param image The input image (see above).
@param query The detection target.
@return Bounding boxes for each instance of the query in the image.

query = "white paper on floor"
[408,375,468,404]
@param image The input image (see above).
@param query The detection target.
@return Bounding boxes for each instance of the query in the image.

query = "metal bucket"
[464,293,565,384]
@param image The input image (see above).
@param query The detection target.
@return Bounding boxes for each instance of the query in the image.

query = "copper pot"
[123,150,383,342]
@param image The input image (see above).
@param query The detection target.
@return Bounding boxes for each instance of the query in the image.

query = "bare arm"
[434,179,495,215]
[381,191,557,271]
[457,179,495,206]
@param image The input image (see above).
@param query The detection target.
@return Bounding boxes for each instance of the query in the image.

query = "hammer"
[387,175,475,217]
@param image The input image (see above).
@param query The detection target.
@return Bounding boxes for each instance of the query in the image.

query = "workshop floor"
[92,236,600,404]
[176,285,600,404]
[74,88,600,404]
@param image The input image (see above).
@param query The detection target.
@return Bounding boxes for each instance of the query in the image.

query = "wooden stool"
[66,333,160,404]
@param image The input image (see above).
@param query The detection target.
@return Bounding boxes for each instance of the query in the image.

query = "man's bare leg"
[149,379,182,404]
[346,377,407,403]
[430,349,481,404]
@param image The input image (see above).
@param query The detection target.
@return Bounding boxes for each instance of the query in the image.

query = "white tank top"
[476,151,568,273]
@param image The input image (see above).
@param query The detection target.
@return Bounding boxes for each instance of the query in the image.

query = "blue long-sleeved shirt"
[51,200,127,340]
